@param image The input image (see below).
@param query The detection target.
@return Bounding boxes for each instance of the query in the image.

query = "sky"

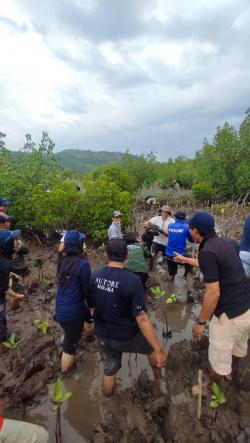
[0,0,250,161]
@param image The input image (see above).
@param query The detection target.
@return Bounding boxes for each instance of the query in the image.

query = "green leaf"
[150,286,164,298]
[2,342,11,348]
[60,392,72,403]
[210,400,219,408]
[218,392,226,405]
[42,321,49,335]
[211,395,216,400]
[211,382,220,399]
[33,319,41,325]
[166,298,174,304]
[53,378,62,401]
[9,332,17,346]
[52,404,59,411]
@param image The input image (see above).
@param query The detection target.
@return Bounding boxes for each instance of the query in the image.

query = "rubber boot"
[61,352,74,374]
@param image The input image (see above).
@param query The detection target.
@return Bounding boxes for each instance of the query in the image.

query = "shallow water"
[25,259,201,442]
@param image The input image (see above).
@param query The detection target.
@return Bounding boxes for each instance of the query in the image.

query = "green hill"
[55,149,128,172]
[9,149,136,173]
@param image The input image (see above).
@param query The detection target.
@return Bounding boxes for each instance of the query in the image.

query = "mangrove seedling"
[166,293,177,304]
[33,319,49,335]
[51,377,72,443]
[150,286,172,343]
[210,383,226,408]
[2,332,20,349]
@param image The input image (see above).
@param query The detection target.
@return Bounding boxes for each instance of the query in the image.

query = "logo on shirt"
[95,277,119,293]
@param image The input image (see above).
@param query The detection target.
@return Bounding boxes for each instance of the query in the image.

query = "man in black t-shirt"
[87,238,167,397]
[175,211,250,388]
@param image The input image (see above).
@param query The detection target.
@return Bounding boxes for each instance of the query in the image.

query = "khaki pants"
[0,419,49,443]
[209,308,250,376]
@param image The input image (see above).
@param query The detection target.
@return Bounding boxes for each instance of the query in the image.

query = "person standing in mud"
[87,238,167,397]
[123,231,150,291]
[0,230,24,350]
[56,230,91,373]
[239,216,250,279]
[108,210,123,239]
[174,211,250,389]
[146,205,175,270]
[165,211,193,284]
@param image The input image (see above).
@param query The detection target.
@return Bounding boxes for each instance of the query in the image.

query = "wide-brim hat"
[159,205,172,214]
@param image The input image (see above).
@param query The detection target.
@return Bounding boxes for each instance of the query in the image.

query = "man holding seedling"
[175,211,250,388]
[146,205,175,270]
[87,238,167,397]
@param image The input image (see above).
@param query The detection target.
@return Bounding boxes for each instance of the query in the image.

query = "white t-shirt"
[149,215,175,246]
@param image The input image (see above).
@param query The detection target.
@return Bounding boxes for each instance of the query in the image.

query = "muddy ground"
[1,205,250,442]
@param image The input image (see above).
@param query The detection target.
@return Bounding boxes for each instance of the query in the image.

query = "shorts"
[209,309,250,376]
[240,250,250,278]
[151,242,166,256]
[59,318,84,355]
[96,332,153,376]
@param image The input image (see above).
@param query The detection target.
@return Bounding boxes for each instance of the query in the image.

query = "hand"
[153,349,168,368]
[15,293,25,300]
[174,252,186,264]
[192,323,205,342]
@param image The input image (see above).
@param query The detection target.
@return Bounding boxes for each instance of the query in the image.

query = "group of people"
[57,206,250,398]
[1,194,250,441]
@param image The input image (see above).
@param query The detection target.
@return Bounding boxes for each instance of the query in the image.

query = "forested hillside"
[0,108,249,239]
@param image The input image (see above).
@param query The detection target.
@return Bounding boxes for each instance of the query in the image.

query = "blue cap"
[11,229,21,238]
[0,198,11,206]
[174,211,186,220]
[64,230,86,244]
[0,229,13,245]
[189,211,215,234]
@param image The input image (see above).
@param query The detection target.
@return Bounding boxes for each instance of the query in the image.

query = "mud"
[1,205,250,442]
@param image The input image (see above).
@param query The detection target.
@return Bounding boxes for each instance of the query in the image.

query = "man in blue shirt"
[165,211,193,282]
[87,238,167,397]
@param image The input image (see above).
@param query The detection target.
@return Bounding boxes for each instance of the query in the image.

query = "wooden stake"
[197,369,202,420]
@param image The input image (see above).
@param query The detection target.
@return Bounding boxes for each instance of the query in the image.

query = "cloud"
[0,0,250,160]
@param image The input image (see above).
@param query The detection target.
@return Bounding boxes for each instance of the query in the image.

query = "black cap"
[106,238,127,262]
[174,211,186,220]
[124,231,137,243]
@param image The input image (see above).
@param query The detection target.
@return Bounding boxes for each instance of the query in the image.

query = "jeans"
[59,317,84,355]
[240,250,250,278]
[0,300,7,342]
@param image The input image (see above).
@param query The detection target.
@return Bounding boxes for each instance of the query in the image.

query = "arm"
[174,253,199,267]
[192,282,220,342]
[6,288,24,299]
[136,313,167,367]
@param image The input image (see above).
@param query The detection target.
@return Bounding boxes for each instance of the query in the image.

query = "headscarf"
[57,241,84,290]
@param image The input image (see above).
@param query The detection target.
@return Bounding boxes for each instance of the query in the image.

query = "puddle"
[25,261,201,442]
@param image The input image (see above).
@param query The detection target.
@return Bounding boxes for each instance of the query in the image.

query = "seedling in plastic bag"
[210,383,226,408]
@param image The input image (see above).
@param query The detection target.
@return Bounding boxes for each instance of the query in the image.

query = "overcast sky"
[1,0,250,160]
